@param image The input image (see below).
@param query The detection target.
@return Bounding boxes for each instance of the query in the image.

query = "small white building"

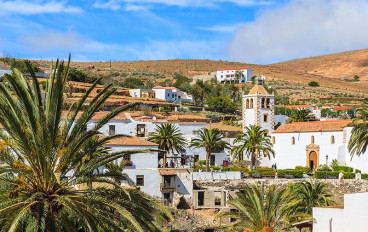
[0,65,12,77]
[216,66,252,83]
[313,192,368,232]
[129,89,155,98]
[152,86,192,103]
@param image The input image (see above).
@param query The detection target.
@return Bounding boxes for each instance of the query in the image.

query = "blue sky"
[1,0,368,64]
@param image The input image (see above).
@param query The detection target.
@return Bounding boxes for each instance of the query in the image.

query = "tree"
[147,123,187,168]
[308,81,319,87]
[289,180,335,215]
[0,58,169,231]
[190,128,230,172]
[353,75,360,81]
[234,70,242,83]
[288,109,317,122]
[121,77,145,89]
[348,100,368,157]
[219,183,301,231]
[207,96,236,113]
[231,125,275,169]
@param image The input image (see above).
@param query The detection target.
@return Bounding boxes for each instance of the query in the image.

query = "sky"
[1,0,368,64]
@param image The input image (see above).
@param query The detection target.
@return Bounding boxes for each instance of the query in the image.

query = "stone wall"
[194,178,368,205]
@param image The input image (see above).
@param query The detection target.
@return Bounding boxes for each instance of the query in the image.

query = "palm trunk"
[163,151,167,168]
[205,151,210,172]
[251,152,256,170]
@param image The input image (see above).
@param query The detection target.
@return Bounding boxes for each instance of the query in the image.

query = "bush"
[315,171,355,179]
[331,165,354,173]
[295,166,311,174]
[278,169,304,178]
[197,160,206,166]
[317,165,332,172]
[361,174,368,179]
[355,169,362,174]
[308,81,319,87]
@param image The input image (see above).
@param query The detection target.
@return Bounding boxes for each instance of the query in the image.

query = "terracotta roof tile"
[61,111,129,121]
[333,106,352,111]
[105,136,158,146]
[248,85,269,95]
[218,66,248,71]
[274,120,352,133]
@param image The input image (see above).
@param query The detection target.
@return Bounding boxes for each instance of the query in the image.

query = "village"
[1,60,368,231]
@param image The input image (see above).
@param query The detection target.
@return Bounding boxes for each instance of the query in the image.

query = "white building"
[240,80,368,172]
[129,89,154,98]
[152,86,192,103]
[0,65,12,77]
[216,66,252,83]
[313,192,368,232]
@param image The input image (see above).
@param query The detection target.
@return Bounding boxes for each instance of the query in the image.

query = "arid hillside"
[271,48,368,80]
[4,48,368,100]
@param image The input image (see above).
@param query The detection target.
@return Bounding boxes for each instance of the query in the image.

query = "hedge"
[315,171,355,179]
[331,165,354,173]
[278,169,304,178]
[193,166,248,173]
[295,166,311,174]
[362,174,368,179]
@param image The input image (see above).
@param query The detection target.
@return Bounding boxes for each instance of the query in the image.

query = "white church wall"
[272,131,344,169]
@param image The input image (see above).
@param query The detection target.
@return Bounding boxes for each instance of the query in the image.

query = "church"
[242,78,368,173]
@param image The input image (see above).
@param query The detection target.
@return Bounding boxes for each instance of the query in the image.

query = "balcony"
[160,183,176,193]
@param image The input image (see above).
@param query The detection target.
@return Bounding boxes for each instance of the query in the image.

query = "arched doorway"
[309,151,318,171]
[306,143,319,171]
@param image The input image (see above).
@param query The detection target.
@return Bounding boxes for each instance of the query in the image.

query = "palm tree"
[147,123,186,168]
[348,99,368,157]
[289,180,335,215]
[190,128,230,172]
[231,125,275,170]
[234,70,242,83]
[0,58,170,231]
[288,108,317,123]
[219,183,300,231]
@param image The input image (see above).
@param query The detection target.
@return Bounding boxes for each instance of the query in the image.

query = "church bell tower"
[242,74,275,134]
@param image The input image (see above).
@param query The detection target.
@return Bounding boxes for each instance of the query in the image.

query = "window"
[263,114,268,122]
[246,99,249,108]
[311,136,315,144]
[136,175,144,186]
[123,155,132,166]
[109,125,115,135]
[266,99,270,108]
[250,99,254,108]
[198,192,204,206]
[167,93,170,96]
[194,154,199,160]
[331,135,335,144]
[291,137,295,145]
[261,98,266,108]
[137,124,146,137]
[214,191,222,206]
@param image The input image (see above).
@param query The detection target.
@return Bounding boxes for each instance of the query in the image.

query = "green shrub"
[317,165,332,171]
[315,171,355,179]
[278,169,304,178]
[295,166,311,174]
[355,169,362,174]
[308,81,319,87]
[197,160,206,166]
[362,174,368,179]
[331,165,354,173]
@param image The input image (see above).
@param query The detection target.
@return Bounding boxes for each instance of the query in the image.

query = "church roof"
[273,120,352,133]
[248,84,269,95]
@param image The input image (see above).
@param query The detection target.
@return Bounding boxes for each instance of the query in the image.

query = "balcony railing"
[160,183,176,193]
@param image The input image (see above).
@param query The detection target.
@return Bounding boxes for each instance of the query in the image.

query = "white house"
[216,66,252,83]
[152,86,192,103]
[313,192,368,232]
[0,65,12,77]
[129,89,154,98]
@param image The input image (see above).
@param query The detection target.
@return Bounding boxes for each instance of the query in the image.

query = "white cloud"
[92,0,274,10]
[229,0,368,64]
[0,1,81,15]
[124,4,150,11]
[18,31,88,51]
[122,40,224,60]
[198,22,245,32]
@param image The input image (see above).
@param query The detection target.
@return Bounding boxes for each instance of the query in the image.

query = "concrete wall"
[313,192,368,232]
[124,169,161,197]
[313,207,344,232]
